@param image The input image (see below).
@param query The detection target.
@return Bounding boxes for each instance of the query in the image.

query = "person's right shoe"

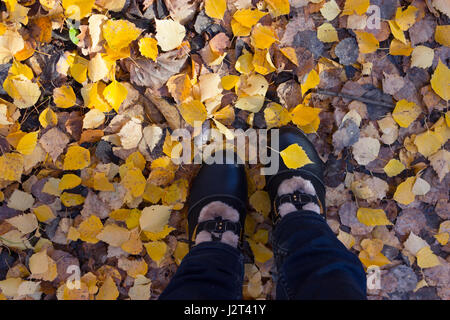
[266,126,326,224]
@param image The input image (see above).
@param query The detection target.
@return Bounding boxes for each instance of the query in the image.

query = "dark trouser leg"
[159,242,244,300]
[272,211,367,300]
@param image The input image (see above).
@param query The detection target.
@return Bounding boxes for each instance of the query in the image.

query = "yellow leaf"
[359,250,390,268]
[388,20,406,44]
[32,205,55,223]
[280,143,313,169]
[300,70,320,96]
[434,232,449,246]
[317,23,338,43]
[69,55,88,83]
[178,100,207,126]
[42,178,60,196]
[205,0,227,20]
[389,39,413,56]
[67,227,80,241]
[221,75,240,90]
[122,167,146,197]
[357,208,392,226]
[251,24,278,49]
[143,225,175,241]
[235,51,254,74]
[0,153,23,181]
[88,53,110,82]
[393,176,415,205]
[128,276,151,300]
[252,48,276,75]
[392,99,421,128]
[435,25,450,47]
[265,0,290,17]
[81,82,112,112]
[383,159,405,177]
[0,29,24,64]
[148,157,177,186]
[102,19,141,50]
[414,130,442,157]
[279,47,298,66]
[62,0,95,20]
[126,210,141,230]
[96,276,119,300]
[395,5,418,31]
[320,0,341,21]
[173,241,189,265]
[121,228,143,254]
[291,104,321,127]
[60,192,85,207]
[103,80,127,112]
[143,183,164,204]
[233,9,267,29]
[139,205,171,233]
[354,31,379,54]
[138,37,158,61]
[93,172,114,191]
[53,85,76,109]
[118,258,148,278]
[3,74,41,108]
[342,0,370,16]
[144,241,167,267]
[252,229,269,244]
[358,239,391,268]
[104,43,130,61]
[337,229,355,249]
[430,59,450,101]
[10,60,33,80]
[248,239,273,263]
[16,131,38,155]
[167,73,192,104]
[249,190,271,218]
[63,146,90,170]
[29,249,49,275]
[78,215,103,243]
[162,179,188,210]
[0,278,22,298]
[264,102,291,129]
[411,45,434,69]
[59,174,82,190]
[416,246,440,269]
[235,95,265,113]
[154,19,185,52]
[231,18,251,37]
[96,224,131,247]
[38,107,57,128]
[6,131,26,149]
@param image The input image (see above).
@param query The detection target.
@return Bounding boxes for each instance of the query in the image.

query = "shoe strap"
[273,190,321,225]
[194,216,242,243]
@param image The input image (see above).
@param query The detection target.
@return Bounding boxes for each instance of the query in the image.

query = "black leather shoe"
[266,126,326,224]
[187,152,247,248]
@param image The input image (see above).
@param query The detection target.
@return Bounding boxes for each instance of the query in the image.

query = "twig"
[314,89,395,109]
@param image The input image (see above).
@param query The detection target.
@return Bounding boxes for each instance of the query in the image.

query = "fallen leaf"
[357,208,392,226]
[155,19,186,52]
[280,144,313,169]
[411,46,434,69]
[138,37,158,61]
[139,205,171,233]
[205,0,227,20]
[430,59,450,101]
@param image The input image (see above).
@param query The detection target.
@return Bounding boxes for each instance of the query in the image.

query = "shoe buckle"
[213,217,225,233]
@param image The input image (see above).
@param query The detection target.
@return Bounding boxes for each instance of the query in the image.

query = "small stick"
[314,89,395,108]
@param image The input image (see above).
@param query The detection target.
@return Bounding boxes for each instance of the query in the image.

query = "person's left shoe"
[187,152,247,248]
[266,126,327,224]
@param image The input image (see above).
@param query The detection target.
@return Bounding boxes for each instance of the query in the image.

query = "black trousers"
[159,211,367,300]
